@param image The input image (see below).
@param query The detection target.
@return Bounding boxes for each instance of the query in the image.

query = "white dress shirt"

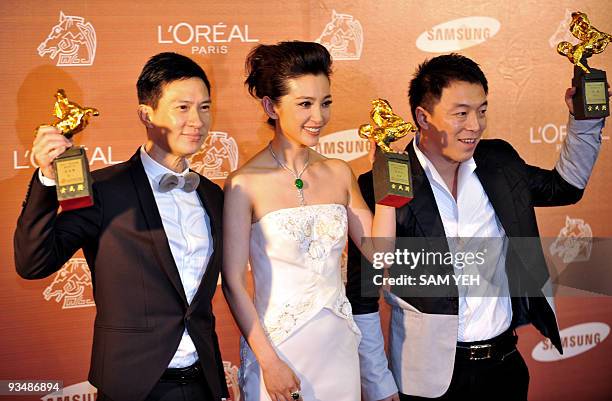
[412,140,512,341]
[140,146,213,368]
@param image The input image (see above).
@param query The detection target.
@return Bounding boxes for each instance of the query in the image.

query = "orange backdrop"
[0,1,611,400]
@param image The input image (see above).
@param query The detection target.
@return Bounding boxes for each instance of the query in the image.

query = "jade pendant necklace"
[268,142,310,206]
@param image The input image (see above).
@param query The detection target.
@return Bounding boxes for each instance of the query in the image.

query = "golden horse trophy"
[359,99,416,207]
[50,89,99,138]
[557,11,610,119]
[42,89,99,210]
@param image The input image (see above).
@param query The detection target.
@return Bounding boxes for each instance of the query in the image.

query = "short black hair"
[245,41,332,126]
[137,52,211,109]
[408,53,488,128]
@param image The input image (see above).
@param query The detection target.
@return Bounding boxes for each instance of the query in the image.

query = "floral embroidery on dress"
[331,293,361,337]
[263,296,315,344]
[255,204,354,344]
[272,204,347,272]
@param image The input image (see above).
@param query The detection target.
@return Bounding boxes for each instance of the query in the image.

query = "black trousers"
[97,377,212,401]
[143,378,212,401]
[399,349,530,401]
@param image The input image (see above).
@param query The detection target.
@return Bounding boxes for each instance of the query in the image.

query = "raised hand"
[32,125,72,180]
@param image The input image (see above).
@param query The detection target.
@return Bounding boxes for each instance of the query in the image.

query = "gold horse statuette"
[41,89,99,138]
[557,11,611,73]
[359,99,416,153]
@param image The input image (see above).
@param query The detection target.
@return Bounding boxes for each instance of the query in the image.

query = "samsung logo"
[531,322,609,362]
[416,17,500,53]
[313,129,371,162]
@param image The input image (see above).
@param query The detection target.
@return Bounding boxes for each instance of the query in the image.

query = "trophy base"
[53,146,94,211]
[59,196,94,211]
[372,148,413,207]
[572,66,610,120]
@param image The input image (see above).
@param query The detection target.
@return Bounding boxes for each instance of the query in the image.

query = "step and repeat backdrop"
[1,1,611,400]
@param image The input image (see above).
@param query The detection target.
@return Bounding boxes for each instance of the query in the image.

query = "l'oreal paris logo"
[416,17,500,53]
[531,322,609,362]
[529,122,609,150]
[157,22,258,55]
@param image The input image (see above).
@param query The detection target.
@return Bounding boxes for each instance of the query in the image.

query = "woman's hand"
[261,357,301,401]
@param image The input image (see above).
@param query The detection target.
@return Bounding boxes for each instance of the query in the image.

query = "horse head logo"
[316,10,363,60]
[550,216,593,264]
[189,131,239,180]
[549,9,577,49]
[38,11,97,66]
[43,258,94,309]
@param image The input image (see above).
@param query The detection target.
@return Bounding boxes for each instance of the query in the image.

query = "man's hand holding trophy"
[34,89,99,210]
[359,99,416,207]
[557,11,611,119]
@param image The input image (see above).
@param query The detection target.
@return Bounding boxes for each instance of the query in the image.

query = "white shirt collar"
[139,145,190,186]
[412,139,477,196]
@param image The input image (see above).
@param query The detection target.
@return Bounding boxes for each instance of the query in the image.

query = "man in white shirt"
[14,53,228,401]
[347,53,607,401]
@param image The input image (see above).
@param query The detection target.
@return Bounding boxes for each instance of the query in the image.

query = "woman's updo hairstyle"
[245,41,332,126]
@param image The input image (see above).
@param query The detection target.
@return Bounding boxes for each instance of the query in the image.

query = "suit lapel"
[474,144,520,237]
[189,175,221,309]
[129,150,188,305]
[405,140,446,238]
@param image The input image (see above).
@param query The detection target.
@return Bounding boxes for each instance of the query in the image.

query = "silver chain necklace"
[268,142,310,206]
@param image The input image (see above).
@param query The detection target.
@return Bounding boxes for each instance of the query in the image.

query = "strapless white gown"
[239,204,361,401]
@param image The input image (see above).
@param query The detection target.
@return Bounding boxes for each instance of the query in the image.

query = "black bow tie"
[158,172,200,192]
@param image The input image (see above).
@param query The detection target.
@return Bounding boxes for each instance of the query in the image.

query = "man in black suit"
[14,53,228,401]
[348,54,606,401]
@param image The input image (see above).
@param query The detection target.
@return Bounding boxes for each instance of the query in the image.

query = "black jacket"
[14,150,229,401]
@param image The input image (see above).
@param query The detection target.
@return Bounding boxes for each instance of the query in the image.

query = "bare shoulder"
[225,148,270,187]
[313,153,353,178]
[223,158,263,213]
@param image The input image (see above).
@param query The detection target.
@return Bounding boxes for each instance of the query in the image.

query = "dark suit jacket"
[14,150,229,401]
[347,139,583,396]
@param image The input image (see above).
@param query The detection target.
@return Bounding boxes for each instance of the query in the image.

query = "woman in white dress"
[222,41,396,401]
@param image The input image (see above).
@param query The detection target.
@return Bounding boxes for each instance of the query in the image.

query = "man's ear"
[415,106,429,130]
[138,105,153,128]
[262,96,278,121]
